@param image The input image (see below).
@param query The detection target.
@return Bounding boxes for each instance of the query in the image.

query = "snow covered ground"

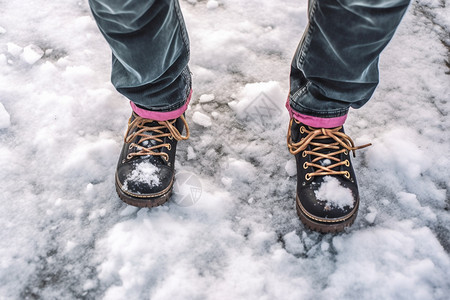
[1,0,449,299]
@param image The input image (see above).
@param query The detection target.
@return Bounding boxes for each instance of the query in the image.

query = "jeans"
[89,0,410,124]
[288,0,410,126]
[88,0,191,116]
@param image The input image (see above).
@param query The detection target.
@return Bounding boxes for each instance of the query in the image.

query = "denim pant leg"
[288,0,410,124]
[89,0,191,115]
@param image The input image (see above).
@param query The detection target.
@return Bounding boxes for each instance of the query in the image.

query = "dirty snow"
[0,0,449,299]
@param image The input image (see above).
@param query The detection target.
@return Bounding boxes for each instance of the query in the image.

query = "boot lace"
[287,118,371,180]
[125,114,190,162]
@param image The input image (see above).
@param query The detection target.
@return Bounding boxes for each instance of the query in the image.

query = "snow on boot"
[115,112,189,207]
[287,118,371,233]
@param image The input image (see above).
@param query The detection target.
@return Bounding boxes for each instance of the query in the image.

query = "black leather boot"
[287,118,370,233]
[115,112,189,207]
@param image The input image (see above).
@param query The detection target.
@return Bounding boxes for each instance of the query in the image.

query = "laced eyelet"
[128,144,134,150]
[163,156,169,162]
[305,173,312,180]
[300,126,305,134]
[294,118,301,124]
[344,150,348,155]
[168,136,173,140]
[126,154,132,160]
[167,144,172,150]
[344,171,351,179]
[302,151,307,158]
[303,162,308,169]
[345,160,350,167]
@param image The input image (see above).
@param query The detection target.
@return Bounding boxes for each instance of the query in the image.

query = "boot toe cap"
[117,162,174,197]
[298,188,358,221]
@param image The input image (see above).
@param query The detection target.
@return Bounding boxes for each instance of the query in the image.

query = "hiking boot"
[287,118,371,233]
[115,112,190,207]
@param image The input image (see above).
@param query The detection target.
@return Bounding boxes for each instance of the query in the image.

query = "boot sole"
[296,195,358,233]
[115,174,173,208]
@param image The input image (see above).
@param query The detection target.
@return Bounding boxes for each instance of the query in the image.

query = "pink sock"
[130,90,193,121]
[286,99,347,128]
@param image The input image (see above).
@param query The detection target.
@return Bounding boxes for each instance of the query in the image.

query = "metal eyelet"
[303,162,308,169]
[344,171,351,179]
[128,144,134,150]
[126,154,132,160]
[344,150,348,155]
[302,151,307,158]
[345,160,350,167]
[305,173,311,180]
[300,126,305,134]
[167,144,172,150]
[168,136,173,140]
[294,118,301,124]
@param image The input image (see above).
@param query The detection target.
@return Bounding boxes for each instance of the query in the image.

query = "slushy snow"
[0,0,449,299]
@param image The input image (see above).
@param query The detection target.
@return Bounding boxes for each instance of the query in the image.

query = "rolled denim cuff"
[289,82,350,119]
[119,65,192,112]
[286,98,347,128]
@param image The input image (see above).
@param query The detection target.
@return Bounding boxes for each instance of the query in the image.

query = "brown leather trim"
[296,194,358,223]
[115,172,174,199]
